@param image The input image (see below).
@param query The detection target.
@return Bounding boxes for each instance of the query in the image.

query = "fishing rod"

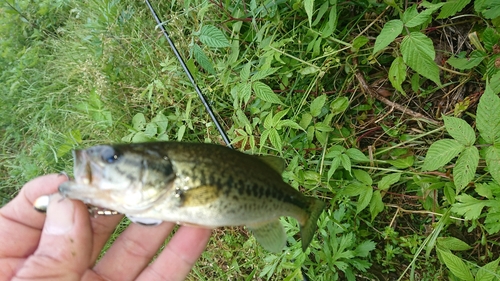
[144,0,233,149]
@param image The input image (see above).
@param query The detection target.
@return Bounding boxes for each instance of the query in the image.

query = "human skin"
[0,174,212,281]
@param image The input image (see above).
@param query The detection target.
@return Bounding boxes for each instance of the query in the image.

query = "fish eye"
[101,146,121,164]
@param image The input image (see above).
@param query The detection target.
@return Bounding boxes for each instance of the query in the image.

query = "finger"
[93,222,176,281]
[0,174,68,258]
[88,214,124,263]
[12,194,93,281]
[136,226,212,281]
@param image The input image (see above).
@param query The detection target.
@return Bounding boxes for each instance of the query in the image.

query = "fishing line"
[144,0,233,149]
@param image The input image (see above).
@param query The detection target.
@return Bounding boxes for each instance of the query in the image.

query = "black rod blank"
[145,0,233,148]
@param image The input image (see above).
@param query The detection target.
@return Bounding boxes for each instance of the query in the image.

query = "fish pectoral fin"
[247,219,286,253]
[256,155,285,174]
[180,185,219,207]
[127,215,163,226]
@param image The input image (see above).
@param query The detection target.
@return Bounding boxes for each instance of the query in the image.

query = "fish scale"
[59,141,325,252]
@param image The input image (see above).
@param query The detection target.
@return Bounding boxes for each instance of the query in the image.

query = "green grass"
[2,0,500,280]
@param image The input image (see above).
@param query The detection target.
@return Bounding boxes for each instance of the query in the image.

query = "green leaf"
[451,194,488,220]
[345,148,369,162]
[388,56,406,95]
[354,240,376,257]
[422,139,464,171]
[438,0,471,18]
[268,128,282,151]
[402,4,444,28]
[437,237,472,251]
[353,169,372,185]
[310,95,327,117]
[386,156,414,169]
[251,67,280,81]
[401,32,441,85]
[453,146,479,192]
[373,20,403,54]
[476,182,493,199]
[447,50,486,70]
[328,157,341,181]
[330,96,349,115]
[132,113,146,131]
[369,191,384,221]
[199,25,230,48]
[475,0,500,19]
[304,0,314,27]
[485,146,500,184]
[240,61,252,81]
[378,173,401,190]
[357,185,373,214]
[476,257,500,281]
[192,44,216,74]
[437,249,474,281]
[340,154,352,175]
[352,36,369,51]
[276,120,304,131]
[476,89,500,143]
[252,81,284,104]
[443,116,476,146]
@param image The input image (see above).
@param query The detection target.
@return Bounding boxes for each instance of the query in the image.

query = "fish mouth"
[73,149,93,185]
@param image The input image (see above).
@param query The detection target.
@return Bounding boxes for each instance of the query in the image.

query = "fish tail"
[300,197,325,251]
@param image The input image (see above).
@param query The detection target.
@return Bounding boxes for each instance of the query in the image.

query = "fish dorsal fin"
[127,215,163,226]
[247,219,286,253]
[257,155,285,174]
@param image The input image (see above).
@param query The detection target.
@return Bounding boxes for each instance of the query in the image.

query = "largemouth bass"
[58,142,325,252]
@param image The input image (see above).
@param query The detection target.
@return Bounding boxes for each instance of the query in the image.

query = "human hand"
[0,174,212,281]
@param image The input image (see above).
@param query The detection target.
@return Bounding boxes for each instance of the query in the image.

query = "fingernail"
[43,193,75,235]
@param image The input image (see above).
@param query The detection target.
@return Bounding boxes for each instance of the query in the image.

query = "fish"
[58,142,325,252]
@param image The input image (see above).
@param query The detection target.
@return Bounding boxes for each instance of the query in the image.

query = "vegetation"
[1,0,500,279]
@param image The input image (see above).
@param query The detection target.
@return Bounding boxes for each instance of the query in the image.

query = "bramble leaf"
[437,249,474,281]
[453,146,479,192]
[369,190,384,221]
[422,139,464,171]
[443,116,476,146]
[476,87,500,143]
[401,32,441,85]
[199,25,230,48]
[388,56,406,95]
[476,257,500,281]
[304,0,314,27]
[310,95,327,117]
[373,19,403,54]
[252,81,284,105]
[485,146,500,184]
[437,0,471,19]
[378,173,401,190]
[192,44,216,74]
[437,237,472,251]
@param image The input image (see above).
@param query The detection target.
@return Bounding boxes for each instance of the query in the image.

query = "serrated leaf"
[369,191,384,221]
[437,249,474,281]
[304,0,314,27]
[437,0,471,18]
[453,146,479,192]
[328,157,341,181]
[477,89,500,143]
[443,116,476,146]
[476,182,493,199]
[199,25,230,48]
[387,156,414,169]
[422,139,464,171]
[251,67,280,81]
[476,257,500,281]
[268,128,282,151]
[373,19,403,54]
[402,5,433,27]
[192,44,216,74]
[355,240,376,257]
[345,148,369,162]
[388,56,406,95]
[447,50,486,70]
[451,194,488,220]
[401,32,441,85]
[378,173,401,190]
[240,61,252,81]
[437,237,472,251]
[475,0,500,19]
[252,81,283,105]
[353,169,372,185]
[357,185,373,214]
[276,120,304,131]
[310,95,327,117]
[485,146,500,183]
[340,154,352,175]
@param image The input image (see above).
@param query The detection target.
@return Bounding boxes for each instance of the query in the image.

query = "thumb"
[13,194,93,281]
